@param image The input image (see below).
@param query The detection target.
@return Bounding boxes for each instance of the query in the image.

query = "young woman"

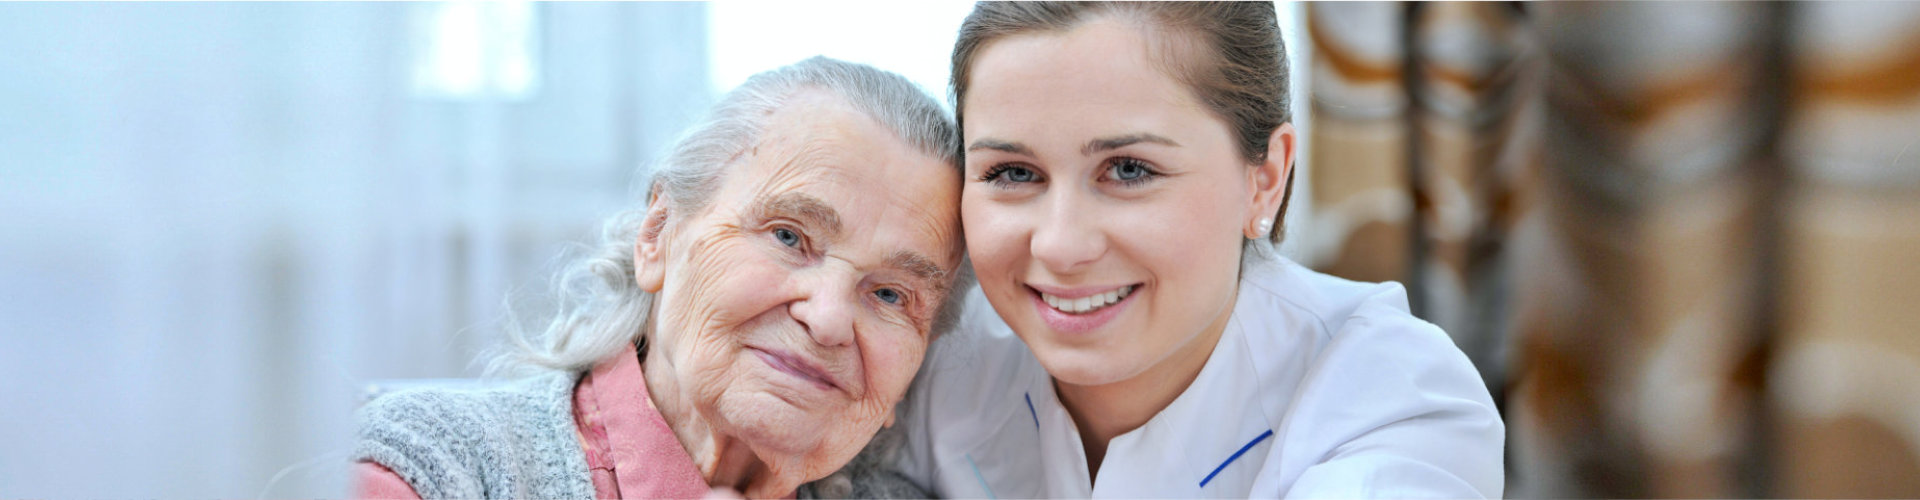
[886,3,1503,497]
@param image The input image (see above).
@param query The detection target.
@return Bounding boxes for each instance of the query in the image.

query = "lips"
[751,347,842,392]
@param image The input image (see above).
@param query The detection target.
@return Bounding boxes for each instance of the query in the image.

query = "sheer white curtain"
[0,2,710,496]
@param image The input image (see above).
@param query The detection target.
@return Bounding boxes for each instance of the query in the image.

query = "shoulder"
[357,372,578,446]
[1241,258,1478,396]
[1237,257,1491,420]
[355,371,588,499]
[1233,258,1449,413]
[1237,257,1420,340]
[1234,258,1504,497]
[1235,257,1469,385]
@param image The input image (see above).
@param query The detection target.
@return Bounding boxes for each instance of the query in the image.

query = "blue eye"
[874,288,903,305]
[980,164,1041,186]
[773,228,801,248]
[1113,159,1148,180]
[1107,158,1158,184]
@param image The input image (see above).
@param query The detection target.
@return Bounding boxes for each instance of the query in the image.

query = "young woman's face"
[960,18,1260,388]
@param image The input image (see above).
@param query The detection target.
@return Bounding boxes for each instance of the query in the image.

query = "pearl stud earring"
[1258,217,1274,236]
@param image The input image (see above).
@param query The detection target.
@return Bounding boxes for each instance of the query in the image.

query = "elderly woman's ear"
[634,191,672,294]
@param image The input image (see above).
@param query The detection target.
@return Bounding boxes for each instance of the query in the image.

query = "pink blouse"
[355,344,711,499]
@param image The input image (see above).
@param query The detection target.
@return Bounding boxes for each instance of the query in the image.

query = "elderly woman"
[352,57,968,499]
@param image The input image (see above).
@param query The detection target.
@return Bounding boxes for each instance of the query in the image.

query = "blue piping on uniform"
[1024,392,1039,430]
[966,453,997,499]
[1199,429,1274,488]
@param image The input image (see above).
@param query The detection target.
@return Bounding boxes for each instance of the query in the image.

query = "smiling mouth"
[751,348,840,391]
[1035,285,1137,314]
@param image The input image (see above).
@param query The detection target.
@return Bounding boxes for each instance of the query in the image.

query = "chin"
[1030,344,1146,388]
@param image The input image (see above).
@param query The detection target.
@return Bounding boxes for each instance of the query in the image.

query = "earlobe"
[633,194,671,293]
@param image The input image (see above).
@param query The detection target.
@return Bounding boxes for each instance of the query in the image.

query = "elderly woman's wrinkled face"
[637,89,963,483]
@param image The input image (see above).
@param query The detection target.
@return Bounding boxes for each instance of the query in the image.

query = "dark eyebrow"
[749,192,843,240]
[965,135,1181,157]
[1083,133,1181,155]
[966,138,1034,156]
[886,249,948,287]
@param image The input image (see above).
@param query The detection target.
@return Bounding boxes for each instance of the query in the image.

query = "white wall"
[0,3,710,496]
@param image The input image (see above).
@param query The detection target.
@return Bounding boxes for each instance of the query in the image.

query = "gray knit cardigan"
[353,369,926,499]
[355,370,596,499]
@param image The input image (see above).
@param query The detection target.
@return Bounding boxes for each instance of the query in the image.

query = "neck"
[1053,284,1236,478]
[642,338,796,498]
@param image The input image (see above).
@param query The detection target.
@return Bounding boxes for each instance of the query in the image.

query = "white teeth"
[1039,285,1135,314]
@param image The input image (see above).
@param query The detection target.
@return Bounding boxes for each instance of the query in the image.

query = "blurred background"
[1305,2,1920,498]
[0,1,1915,498]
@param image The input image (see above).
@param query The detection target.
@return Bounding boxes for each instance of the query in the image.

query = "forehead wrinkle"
[741,125,851,236]
[757,143,827,193]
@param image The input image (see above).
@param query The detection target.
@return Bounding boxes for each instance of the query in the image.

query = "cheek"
[1123,186,1245,327]
[673,233,787,321]
[1136,181,1247,261]
[862,331,926,401]
[960,190,1024,280]
[659,236,789,378]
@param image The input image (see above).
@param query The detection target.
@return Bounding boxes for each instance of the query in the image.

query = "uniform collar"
[1025,305,1275,496]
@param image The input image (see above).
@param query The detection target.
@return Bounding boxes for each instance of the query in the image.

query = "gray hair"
[496,56,968,374]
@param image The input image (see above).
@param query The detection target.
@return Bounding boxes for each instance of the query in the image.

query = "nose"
[786,267,858,348]
[1030,189,1107,275]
